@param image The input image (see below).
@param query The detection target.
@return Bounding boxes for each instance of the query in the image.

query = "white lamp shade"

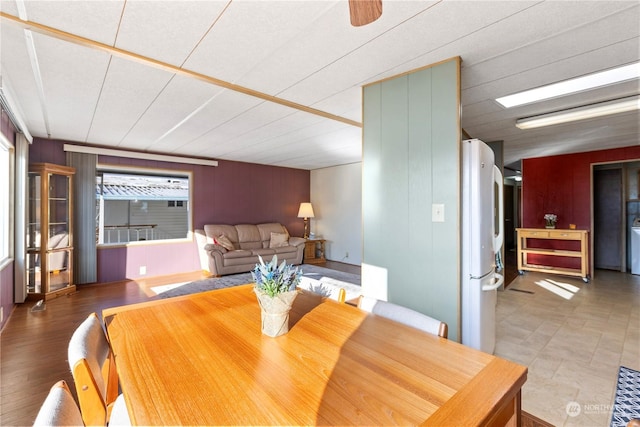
[297,202,315,218]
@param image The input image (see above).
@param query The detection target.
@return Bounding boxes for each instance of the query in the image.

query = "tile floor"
[496,270,640,427]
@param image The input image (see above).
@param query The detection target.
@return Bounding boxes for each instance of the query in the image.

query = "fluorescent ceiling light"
[497,62,640,108]
[515,96,639,129]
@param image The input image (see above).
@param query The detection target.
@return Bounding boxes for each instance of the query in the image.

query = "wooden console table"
[516,228,589,282]
[303,238,326,264]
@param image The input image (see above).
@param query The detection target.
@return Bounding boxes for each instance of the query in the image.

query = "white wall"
[310,162,362,265]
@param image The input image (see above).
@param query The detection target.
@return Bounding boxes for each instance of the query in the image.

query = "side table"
[303,239,326,264]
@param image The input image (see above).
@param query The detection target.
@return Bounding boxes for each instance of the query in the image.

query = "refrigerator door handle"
[493,165,504,253]
[482,272,504,291]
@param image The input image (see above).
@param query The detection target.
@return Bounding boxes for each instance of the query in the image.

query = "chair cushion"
[108,393,132,426]
[366,298,442,336]
[33,381,84,427]
[68,314,110,400]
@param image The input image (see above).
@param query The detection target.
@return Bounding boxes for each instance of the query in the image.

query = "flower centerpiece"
[252,255,302,337]
[544,213,557,229]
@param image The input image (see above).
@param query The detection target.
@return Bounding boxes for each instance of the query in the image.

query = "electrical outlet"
[345,251,349,258]
[139,266,147,275]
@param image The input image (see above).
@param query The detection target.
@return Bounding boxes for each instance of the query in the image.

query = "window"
[0,133,14,265]
[96,167,191,245]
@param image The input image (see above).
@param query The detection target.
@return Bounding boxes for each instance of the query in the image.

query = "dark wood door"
[504,185,515,250]
[594,168,622,270]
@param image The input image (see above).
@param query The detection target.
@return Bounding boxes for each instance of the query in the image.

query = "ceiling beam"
[0,12,362,129]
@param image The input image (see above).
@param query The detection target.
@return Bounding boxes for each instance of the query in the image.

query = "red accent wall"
[29,138,310,283]
[522,145,640,269]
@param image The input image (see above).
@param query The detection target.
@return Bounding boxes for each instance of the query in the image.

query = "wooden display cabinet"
[26,163,76,301]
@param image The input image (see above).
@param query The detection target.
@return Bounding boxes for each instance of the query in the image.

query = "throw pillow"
[269,232,289,248]
[215,234,235,251]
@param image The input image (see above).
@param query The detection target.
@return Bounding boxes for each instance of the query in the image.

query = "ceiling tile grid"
[0,0,638,170]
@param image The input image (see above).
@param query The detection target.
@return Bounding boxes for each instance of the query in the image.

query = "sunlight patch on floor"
[150,282,189,295]
[534,278,580,300]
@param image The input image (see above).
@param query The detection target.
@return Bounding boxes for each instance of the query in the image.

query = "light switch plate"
[432,204,445,222]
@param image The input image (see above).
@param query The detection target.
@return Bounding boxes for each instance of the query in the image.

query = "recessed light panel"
[497,62,640,108]
[515,96,640,129]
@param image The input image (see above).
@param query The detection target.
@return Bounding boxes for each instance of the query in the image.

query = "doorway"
[502,180,521,286]
[593,167,623,271]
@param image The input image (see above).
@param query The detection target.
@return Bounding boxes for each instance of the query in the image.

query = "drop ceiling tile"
[187,100,300,156]
[462,37,640,108]
[156,89,264,154]
[215,112,350,159]
[235,1,435,97]
[231,122,360,163]
[0,22,47,136]
[234,126,362,165]
[87,57,174,145]
[310,87,363,121]
[183,1,337,85]
[30,34,111,142]
[115,1,229,66]
[276,1,536,108]
[0,0,18,15]
[462,4,640,91]
[120,75,224,150]
[21,0,124,45]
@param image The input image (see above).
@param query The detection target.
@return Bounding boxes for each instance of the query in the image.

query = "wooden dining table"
[103,284,527,426]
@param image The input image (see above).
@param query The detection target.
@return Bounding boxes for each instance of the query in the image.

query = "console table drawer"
[519,230,549,238]
[549,230,582,240]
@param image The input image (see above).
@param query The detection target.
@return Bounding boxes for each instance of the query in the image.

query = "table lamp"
[297,202,315,238]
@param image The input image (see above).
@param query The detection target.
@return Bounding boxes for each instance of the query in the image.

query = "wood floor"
[1,261,549,426]
[0,263,359,426]
[0,270,207,426]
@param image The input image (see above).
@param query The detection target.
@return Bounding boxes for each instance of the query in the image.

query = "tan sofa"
[195,223,305,276]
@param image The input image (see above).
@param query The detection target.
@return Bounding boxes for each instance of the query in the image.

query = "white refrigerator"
[461,139,504,354]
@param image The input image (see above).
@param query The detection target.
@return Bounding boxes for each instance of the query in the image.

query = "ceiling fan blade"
[349,0,382,27]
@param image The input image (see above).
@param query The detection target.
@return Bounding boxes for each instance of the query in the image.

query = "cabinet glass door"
[27,163,75,300]
[27,172,41,294]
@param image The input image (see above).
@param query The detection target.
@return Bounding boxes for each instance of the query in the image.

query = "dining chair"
[33,380,85,426]
[358,296,448,338]
[298,278,347,303]
[68,312,131,426]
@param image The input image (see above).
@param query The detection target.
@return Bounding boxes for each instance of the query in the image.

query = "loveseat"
[195,223,305,276]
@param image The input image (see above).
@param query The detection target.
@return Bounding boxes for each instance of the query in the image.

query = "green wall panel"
[362,58,461,341]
